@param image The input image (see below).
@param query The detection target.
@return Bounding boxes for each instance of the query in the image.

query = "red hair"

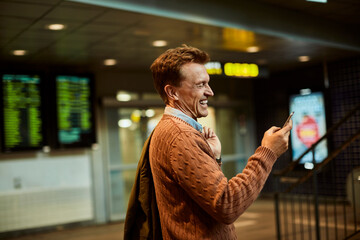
[150,45,210,104]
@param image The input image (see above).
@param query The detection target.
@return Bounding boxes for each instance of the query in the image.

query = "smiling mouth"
[199,100,208,105]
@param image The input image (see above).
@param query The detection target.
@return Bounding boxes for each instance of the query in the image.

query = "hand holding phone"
[262,112,294,157]
[282,111,294,128]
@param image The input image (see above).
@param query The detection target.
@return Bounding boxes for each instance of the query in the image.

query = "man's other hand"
[202,126,221,159]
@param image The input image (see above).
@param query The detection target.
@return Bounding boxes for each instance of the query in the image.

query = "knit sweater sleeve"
[169,130,277,225]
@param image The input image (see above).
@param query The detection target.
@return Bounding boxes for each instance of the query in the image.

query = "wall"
[0,150,94,233]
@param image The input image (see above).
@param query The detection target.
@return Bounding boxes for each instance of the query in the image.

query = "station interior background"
[0,0,359,238]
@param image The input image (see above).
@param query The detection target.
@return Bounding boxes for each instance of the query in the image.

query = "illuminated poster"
[289,92,328,164]
[1,74,43,151]
[56,75,94,147]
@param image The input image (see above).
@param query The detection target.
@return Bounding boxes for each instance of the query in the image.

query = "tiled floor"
[5,197,277,240]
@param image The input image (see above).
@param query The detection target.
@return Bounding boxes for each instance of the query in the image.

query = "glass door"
[105,107,163,220]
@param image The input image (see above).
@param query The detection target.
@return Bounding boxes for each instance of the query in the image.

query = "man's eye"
[197,83,205,87]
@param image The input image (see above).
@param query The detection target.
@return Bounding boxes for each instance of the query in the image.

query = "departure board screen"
[1,74,43,151]
[56,75,95,147]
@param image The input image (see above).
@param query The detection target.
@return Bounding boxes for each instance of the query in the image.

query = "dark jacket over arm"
[124,132,162,240]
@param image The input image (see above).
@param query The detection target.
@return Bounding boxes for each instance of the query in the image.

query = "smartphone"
[282,111,294,128]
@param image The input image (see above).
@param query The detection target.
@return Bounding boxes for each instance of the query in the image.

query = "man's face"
[174,62,214,119]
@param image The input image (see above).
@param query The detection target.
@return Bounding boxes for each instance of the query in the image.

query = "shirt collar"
[164,106,203,132]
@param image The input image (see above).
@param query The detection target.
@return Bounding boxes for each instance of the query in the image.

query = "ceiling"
[0,0,359,73]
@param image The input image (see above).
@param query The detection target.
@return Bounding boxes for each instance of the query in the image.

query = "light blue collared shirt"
[164,106,203,132]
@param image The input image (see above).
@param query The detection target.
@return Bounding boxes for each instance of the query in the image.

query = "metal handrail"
[344,230,360,240]
[284,128,360,193]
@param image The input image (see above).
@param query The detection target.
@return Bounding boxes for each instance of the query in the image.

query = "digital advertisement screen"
[289,91,328,165]
[56,75,95,147]
[1,74,43,151]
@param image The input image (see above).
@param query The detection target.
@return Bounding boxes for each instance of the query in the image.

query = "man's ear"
[164,85,179,101]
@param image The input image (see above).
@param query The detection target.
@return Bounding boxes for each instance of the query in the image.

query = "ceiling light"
[104,59,117,66]
[306,0,327,3]
[145,109,155,118]
[246,46,260,53]
[133,30,150,36]
[46,24,66,31]
[118,119,132,128]
[116,91,132,101]
[298,56,310,62]
[152,40,168,47]
[12,50,27,56]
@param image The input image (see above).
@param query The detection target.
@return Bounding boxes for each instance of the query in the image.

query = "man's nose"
[205,84,214,96]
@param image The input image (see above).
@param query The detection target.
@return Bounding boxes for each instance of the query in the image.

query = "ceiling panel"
[0,17,35,49]
[0,1,52,18]
[0,16,35,31]
[44,5,105,21]
[0,0,359,73]
[13,29,66,41]
[93,10,143,25]
[53,41,93,52]
[76,23,128,35]
[57,34,105,45]
[13,0,60,4]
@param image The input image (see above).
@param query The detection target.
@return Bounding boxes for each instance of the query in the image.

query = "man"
[138,45,291,239]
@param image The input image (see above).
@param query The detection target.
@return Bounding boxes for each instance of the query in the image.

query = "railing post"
[351,162,358,230]
[275,192,282,240]
[312,149,321,240]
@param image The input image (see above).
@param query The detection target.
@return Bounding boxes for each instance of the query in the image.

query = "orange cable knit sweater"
[149,114,277,239]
